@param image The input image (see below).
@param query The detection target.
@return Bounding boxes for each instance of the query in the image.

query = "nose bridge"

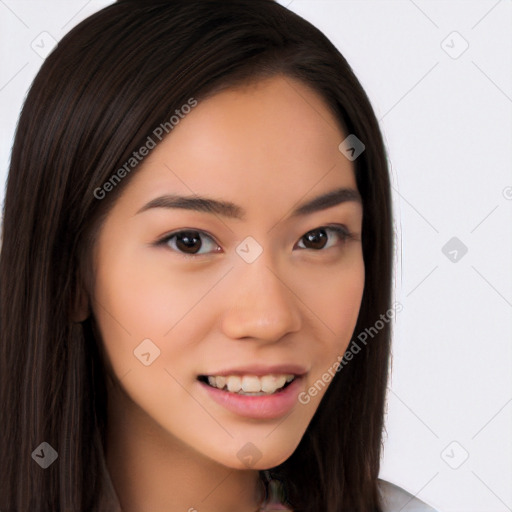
[220,246,302,341]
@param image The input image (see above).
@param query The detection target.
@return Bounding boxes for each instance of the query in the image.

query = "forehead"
[118,75,357,216]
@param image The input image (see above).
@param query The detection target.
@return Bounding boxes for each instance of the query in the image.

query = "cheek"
[298,251,365,394]
[91,246,225,383]
[93,247,208,339]
[90,246,174,379]
[325,270,364,330]
[297,249,365,341]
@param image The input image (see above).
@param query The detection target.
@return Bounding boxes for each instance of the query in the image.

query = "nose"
[220,254,302,343]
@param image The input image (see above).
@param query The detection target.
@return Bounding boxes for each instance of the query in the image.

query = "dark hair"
[0,0,392,510]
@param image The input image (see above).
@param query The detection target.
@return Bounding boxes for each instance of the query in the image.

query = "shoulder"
[377,478,441,512]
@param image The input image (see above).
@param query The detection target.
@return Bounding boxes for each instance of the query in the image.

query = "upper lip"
[200,363,308,377]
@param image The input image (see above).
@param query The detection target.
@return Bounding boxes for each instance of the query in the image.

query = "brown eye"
[302,228,328,249]
[159,230,221,255]
[175,231,202,253]
[296,226,353,251]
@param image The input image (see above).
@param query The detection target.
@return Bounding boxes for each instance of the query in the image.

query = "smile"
[198,374,295,395]
[197,372,304,419]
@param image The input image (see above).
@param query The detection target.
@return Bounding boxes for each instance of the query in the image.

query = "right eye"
[156,230,222,257]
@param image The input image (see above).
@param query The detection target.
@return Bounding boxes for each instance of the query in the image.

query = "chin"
[211,437,301,472]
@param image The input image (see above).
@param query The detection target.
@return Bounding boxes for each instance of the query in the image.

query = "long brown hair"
[0,0,392,510]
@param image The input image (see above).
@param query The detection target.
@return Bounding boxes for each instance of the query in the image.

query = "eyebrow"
[135,186,362,220]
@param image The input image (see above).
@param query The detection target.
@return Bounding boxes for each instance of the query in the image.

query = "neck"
[104,378,264,512]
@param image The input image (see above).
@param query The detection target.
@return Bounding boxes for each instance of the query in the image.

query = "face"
[90,75,365,470]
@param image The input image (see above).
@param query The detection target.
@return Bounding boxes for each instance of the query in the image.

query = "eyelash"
[154,224,357,258]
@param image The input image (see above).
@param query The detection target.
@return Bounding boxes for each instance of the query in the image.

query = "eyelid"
[155,228,222,256]
[156,228,218,243]
[294,224,357,249]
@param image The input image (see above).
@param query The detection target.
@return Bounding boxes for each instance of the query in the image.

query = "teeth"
[205,374,295,394]
[242,376,261,392]
[226,376,242,393]
[261,375,286,393]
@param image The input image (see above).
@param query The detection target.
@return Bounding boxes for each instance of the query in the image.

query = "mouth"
[197,371,304,419]
[196,364,308,419]
[197,373,296,396]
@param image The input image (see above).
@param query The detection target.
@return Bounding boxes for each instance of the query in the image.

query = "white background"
[1,1,511,511]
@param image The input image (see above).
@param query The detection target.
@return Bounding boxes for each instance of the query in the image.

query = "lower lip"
[198,376,303,420]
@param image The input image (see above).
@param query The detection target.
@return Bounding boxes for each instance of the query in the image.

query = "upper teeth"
[207,374,295,394]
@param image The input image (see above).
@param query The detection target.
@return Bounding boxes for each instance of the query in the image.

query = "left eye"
[295,225,353,251]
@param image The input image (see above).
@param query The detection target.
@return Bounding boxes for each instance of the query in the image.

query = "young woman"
[0,1,440,511]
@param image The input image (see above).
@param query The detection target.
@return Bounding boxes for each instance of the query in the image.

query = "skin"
[86,74,365,512]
